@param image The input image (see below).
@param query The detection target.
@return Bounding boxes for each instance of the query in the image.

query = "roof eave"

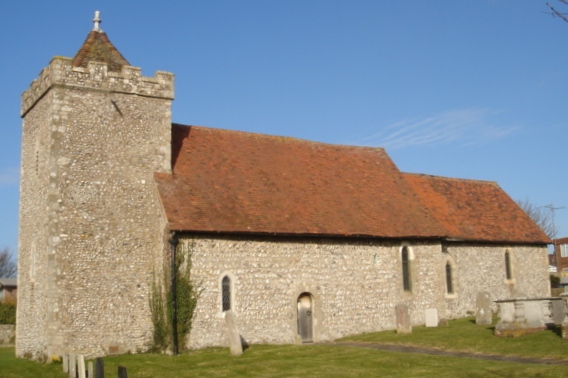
[168,228,447,241]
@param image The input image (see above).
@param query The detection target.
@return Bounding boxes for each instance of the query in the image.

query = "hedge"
[0,302,16,324]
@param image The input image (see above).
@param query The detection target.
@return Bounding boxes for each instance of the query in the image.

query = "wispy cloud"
[360,108,518,150]
[0,167,20,186]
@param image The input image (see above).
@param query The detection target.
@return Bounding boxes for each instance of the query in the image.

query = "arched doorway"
[297,293,313,343]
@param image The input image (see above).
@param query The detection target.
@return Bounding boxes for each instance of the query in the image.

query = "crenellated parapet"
[21,56,174,116]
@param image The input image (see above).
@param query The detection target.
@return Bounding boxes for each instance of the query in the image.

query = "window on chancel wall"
[445,262,454,294]
[222,275,231,312]
[402,246,411,292]
[505,251,512,280]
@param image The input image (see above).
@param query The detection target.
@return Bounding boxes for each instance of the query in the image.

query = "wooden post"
[88,361,94,378]
[95,357,104,378]
[118,366,128,378]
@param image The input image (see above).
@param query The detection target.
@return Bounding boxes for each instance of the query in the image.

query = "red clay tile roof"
[72,31,129,72]
[404,173,551,244]
[155,125,549,244]
[155,125,446,238]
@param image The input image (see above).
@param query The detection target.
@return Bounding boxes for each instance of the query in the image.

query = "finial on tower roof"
[93,11,102,32]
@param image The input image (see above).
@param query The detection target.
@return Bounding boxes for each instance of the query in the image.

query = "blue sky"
[1,1,567,256]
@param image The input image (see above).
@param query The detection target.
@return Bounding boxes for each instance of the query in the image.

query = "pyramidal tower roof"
[72,11,130,72]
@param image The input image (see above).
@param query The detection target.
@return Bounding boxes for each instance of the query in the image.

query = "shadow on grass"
[547,324,563,338]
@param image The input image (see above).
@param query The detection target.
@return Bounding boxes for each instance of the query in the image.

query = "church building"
[17,13,550,360]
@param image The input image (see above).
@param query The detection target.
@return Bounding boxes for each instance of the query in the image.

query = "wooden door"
[297,293,313,343]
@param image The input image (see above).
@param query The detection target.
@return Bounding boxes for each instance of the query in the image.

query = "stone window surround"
[399,244,415,293]
[219,271,237,316]
[444,255,458,299]
[503,249,516,285]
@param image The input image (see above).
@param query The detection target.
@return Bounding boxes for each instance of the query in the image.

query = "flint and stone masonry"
[18,56,173,359]
[183,237,549,349]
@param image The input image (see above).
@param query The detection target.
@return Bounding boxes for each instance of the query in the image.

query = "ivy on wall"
[150,240,200,352]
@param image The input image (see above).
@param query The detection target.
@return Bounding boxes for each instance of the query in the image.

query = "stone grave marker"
[476,291,492,325]
[551,298,565,325]
[225,310,243,356]
[78,355,86,378]
[425,308,438,327]
[395,304,412,334]
[62,353,68,373]
[69,353,76,378]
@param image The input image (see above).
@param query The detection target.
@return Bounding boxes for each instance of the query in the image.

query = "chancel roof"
[404,173,550,244]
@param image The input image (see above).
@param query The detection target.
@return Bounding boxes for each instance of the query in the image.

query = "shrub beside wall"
[0,302,16,325]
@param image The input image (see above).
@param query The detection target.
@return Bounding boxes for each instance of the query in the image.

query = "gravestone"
[550,298,565,325]
[476,291,492,325]
[62,353,68,373]
[425,308,438,327]
[561,296,568,340]
[69,353,76,378]
[225,310,243,356]
[395,304,412,334]
[78,355,86,378]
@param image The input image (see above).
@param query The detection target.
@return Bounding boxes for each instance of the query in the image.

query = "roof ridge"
[404,172,498,186]
[172,123,387,152]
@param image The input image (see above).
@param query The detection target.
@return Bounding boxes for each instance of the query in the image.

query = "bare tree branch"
[517,198,557,240]
[546,2,568,23]
[0,248,17,278]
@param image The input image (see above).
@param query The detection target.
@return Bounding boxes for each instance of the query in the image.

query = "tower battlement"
[21,56,174,116]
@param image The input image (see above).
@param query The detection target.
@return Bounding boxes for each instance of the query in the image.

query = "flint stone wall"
[443,244,550,319]
[185,236,445,349]
[183,236,550,349]
[17,57,173,360]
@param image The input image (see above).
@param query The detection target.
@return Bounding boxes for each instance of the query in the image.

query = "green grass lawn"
[2,318,568,377]
[340,317,568,360]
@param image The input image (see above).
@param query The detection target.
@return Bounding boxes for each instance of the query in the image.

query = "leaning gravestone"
[476,291,492,325]
[225,310,243,356]
[395,304,412,334]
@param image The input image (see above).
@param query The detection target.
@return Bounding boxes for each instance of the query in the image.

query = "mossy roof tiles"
[72,31,129,72]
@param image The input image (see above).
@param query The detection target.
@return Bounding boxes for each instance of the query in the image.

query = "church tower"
[17,12,174,359]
